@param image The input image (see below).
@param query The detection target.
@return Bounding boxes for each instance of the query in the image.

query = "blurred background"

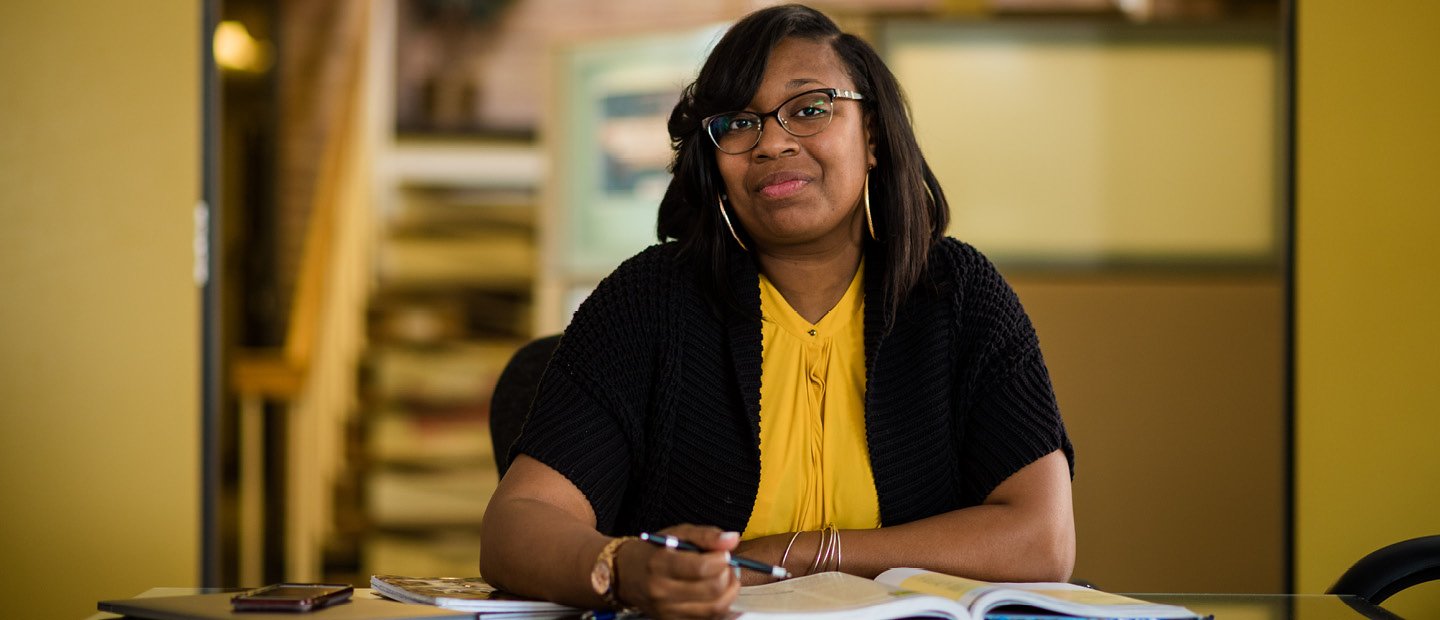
[1,1,1437,618]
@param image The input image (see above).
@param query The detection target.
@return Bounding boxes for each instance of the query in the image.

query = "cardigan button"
[807,329,817,336]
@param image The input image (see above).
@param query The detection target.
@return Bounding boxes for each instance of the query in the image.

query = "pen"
[638,532,792,579]
[580,609,643,620]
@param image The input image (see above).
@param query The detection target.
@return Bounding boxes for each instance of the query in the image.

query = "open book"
[371,575,579,617]
[733,569,1205,620]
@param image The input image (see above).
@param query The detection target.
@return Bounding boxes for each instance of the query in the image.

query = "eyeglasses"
[701,88,865,155]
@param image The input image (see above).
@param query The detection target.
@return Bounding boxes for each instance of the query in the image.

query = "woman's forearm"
[739,450,1074,584]
[867,450,1074,581]
[481,455,741,618]
[480,494,611,607]
[832,501,1073,582]
[846,450,1074,582]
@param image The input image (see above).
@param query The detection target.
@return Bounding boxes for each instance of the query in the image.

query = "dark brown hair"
[656,3,949,320]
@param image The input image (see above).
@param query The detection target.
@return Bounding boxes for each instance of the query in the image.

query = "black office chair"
[1328,535,1440,606]
[489,334,562,479]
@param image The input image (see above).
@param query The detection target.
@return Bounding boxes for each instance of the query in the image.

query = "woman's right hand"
[615,524,741,619]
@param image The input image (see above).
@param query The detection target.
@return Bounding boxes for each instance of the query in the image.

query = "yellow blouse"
[741,263,881,540]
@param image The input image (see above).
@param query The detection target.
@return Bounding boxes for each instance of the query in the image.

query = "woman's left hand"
[734,532,812,585]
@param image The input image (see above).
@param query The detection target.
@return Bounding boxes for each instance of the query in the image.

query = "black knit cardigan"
[512,238,1073,535]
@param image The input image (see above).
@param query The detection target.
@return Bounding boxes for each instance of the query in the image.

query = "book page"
[875,569,1201,620]
[986,582,1161,606]
[875,568,994,606]
[734,572,967,619]
[971,581,1199,618]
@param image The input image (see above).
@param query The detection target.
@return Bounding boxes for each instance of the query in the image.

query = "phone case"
[231,583,354,612]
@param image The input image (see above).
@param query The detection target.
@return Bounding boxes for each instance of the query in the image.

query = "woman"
[480,5,1074,619]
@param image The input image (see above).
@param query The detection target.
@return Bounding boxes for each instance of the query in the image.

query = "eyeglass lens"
[707,90,837,154]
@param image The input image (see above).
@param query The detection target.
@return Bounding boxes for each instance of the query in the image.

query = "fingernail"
[721,531,739,541]
[723,551,732,562]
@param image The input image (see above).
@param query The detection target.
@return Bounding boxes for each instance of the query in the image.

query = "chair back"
[490,335,561,478]
[1328,535,1440,605]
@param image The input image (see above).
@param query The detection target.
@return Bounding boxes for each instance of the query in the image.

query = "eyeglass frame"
[701,88,865,155]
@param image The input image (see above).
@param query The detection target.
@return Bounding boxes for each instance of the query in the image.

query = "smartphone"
[231,583,353,612]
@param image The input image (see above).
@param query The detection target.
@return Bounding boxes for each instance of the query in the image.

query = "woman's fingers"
[627,524,742,619]
[645,563,739,619]
[642,546,731,592]
[650,548,731,580]
[659,523,742,553]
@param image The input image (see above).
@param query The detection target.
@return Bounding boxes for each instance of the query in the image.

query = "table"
[1137,593,1398,620]
[90,589,1396,620]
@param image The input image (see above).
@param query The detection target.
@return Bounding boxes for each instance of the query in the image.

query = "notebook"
[98,590,474,620]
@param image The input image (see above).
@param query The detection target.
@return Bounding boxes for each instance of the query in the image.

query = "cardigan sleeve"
[948,242,1074,506]
[509,246,673,532]
[513,360,635,530]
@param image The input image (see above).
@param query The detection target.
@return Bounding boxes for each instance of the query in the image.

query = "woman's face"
[715,37,875,254]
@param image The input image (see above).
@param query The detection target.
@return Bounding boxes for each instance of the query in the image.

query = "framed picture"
[548,25,725,281]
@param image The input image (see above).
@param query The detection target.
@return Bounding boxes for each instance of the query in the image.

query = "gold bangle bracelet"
[777,531,803,577]
[833,527,843,572]
[825,526,839,572]
[813,524,841,575]
[808,528,828,576]
[825,524,838,572]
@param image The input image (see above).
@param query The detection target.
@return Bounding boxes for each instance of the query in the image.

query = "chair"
[1328,535,1440,606]
[489,335,562,478]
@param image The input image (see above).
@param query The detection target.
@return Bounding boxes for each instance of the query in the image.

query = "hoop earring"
[863,172,877,241]
[717,195,748,251]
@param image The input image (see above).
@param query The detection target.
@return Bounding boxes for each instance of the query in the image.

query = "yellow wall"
[890,28,1277,261]
[1016,275,1285,592]
[1296,2,1440,617]
[0,3,201,618]
[893,23,1288,592]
